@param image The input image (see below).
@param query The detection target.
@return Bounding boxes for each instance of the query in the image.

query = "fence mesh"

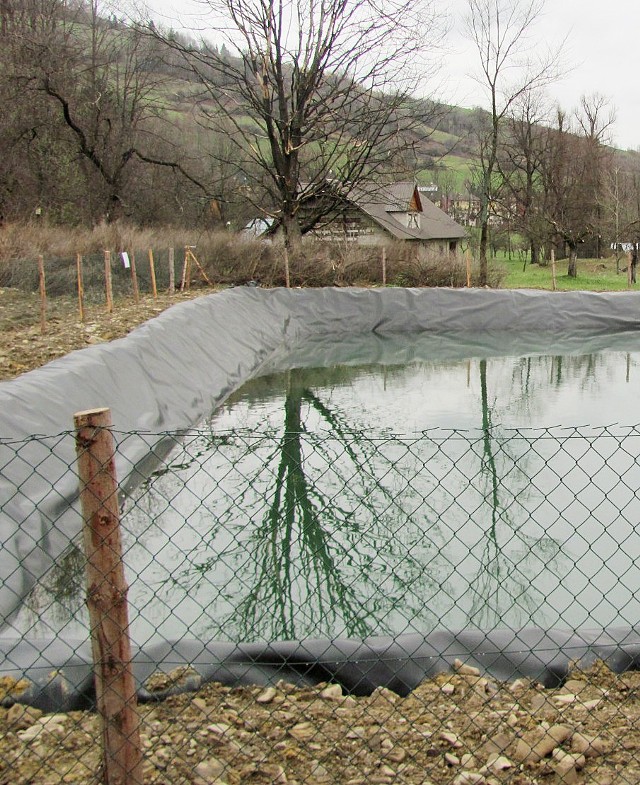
[2,423,640,783]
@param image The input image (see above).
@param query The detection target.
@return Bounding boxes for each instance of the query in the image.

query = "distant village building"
[309,181,467,254]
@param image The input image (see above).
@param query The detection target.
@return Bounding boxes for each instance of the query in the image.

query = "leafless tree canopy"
[146,0,446,247]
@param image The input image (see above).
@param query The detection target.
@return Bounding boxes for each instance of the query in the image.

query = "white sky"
[444,0,640,151]
[144,0,640,151]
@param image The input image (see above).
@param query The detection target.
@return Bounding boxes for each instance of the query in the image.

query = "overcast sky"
[444,0,640,151]
[146,0,640,151]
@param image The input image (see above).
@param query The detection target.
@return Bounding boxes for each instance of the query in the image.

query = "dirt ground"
[0,286,210,381]
[1,286,639,784]
[0,661,637,785]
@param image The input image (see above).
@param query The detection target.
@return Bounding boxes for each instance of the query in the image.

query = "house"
[310,181,467,255]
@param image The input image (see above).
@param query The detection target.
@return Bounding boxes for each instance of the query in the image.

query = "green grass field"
[495,254,637,292]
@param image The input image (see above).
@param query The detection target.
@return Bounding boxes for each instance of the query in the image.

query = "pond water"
[17,330,640,646]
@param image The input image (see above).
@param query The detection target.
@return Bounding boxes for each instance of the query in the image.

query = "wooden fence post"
[551,248,557,291]
[130,252,140,304]
[283,247,290,288]
[180,247,190,291]
[381,247,387,286]
[37,255,47,335]
[104,250,113,313]
[76,253,85,323]
[465,250,471,288]
[168,247,175,295]
[148,249,157,299]
[74,408,143,785]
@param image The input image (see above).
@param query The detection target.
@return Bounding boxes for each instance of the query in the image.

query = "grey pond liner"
[3,286,640,710]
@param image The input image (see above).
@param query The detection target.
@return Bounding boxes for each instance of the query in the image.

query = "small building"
[310,181,467,255]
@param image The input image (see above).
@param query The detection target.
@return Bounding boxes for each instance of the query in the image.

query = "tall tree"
[147,0,445,251]
[542,96,613,277]
[463,0,561,284]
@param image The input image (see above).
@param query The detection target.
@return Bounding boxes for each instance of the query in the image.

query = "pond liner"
[2,286,640,709]
[1,626,640,711]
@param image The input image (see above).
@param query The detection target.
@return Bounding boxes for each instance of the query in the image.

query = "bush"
[0,222,502,295]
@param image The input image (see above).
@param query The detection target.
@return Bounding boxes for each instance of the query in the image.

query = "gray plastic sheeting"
[2,286,640,708]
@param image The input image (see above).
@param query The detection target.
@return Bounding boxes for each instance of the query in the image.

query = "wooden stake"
[284,247,290,288]
[37,255,46,335]
[551,248,557,291]
[104,250,113,313]
[130,252,139,304]
[381,247,387,286]
[74,408,143,785]
[628,251,633,288]
[180,247,190,291]
[465,250,471,287]
[168,247,175,295]
[185,247,212,286]
[148,249,157,299]
[76,253,85,323]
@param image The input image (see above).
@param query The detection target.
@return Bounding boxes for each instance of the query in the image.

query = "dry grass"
[0,222,495,295]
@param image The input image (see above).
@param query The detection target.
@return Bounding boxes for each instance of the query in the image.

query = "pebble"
[319,684,343,701]
[256,687,278,704]
[454,659,481,677]
[6,704,42,730]
[514,724,572,763]
[194,758,225,781]
[571,732,608,758]
[440,730,464,748]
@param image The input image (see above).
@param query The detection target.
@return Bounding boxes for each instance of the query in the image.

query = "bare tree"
[145,0,445,251]
[542,96,614,278]
[498,91,551,267]
[463,0,561,284]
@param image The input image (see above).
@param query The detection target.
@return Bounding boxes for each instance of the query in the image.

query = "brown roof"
[347,181,467,242]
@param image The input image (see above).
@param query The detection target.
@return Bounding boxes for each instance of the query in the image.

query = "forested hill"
[0,2,637,234]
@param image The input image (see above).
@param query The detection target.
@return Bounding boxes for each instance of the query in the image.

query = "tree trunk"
[567,244,578,278]
[282,212,302,255]
[479,221,489,286]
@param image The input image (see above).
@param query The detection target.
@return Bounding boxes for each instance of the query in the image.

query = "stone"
[571,732,608,758]
[6,704,42,730]
[440,730,464,748]
[319,684,343,701]
[454,659,481,677]
[194,758,225,783]
[256,687,278,704]
[513,724,572,763]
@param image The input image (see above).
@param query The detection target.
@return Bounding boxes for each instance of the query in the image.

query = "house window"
[408,212,420,229]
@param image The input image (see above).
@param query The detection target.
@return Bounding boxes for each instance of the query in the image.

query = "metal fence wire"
[2,422,640,783]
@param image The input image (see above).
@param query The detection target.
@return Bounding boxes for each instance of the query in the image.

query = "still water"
[18,331,640,645]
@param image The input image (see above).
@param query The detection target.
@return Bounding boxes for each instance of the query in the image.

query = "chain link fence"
[2,421,640,783]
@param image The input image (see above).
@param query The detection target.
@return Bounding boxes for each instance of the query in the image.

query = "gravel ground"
[1,286,638,784]
[0,661,635,785]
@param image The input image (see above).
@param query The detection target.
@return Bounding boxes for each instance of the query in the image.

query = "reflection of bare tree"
[170,372,450,640]
[149,370,451,643]
[469,360,565,629]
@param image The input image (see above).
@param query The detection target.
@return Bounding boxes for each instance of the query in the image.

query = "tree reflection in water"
[468,359,565,630]
[139,369,451,643]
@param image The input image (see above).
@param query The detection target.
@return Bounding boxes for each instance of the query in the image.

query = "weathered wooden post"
[551,248,557,291]
[148,249,157,299]
[168,247,175,295]
[76,253,85,323]
[381,247,387,286]
[37,255,47,335]
[104,251,113,313]
[74,408,143,785]
[283,247,290,288]
[130,252,139,304]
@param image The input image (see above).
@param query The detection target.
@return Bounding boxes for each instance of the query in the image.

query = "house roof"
[347,181,467,242]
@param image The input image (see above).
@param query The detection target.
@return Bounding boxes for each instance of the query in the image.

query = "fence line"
[1,420,639,783]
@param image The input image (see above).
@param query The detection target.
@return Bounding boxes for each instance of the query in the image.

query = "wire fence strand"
[2,423,640,783]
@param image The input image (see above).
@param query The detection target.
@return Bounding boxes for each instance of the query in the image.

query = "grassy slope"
[497,254,636,292]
